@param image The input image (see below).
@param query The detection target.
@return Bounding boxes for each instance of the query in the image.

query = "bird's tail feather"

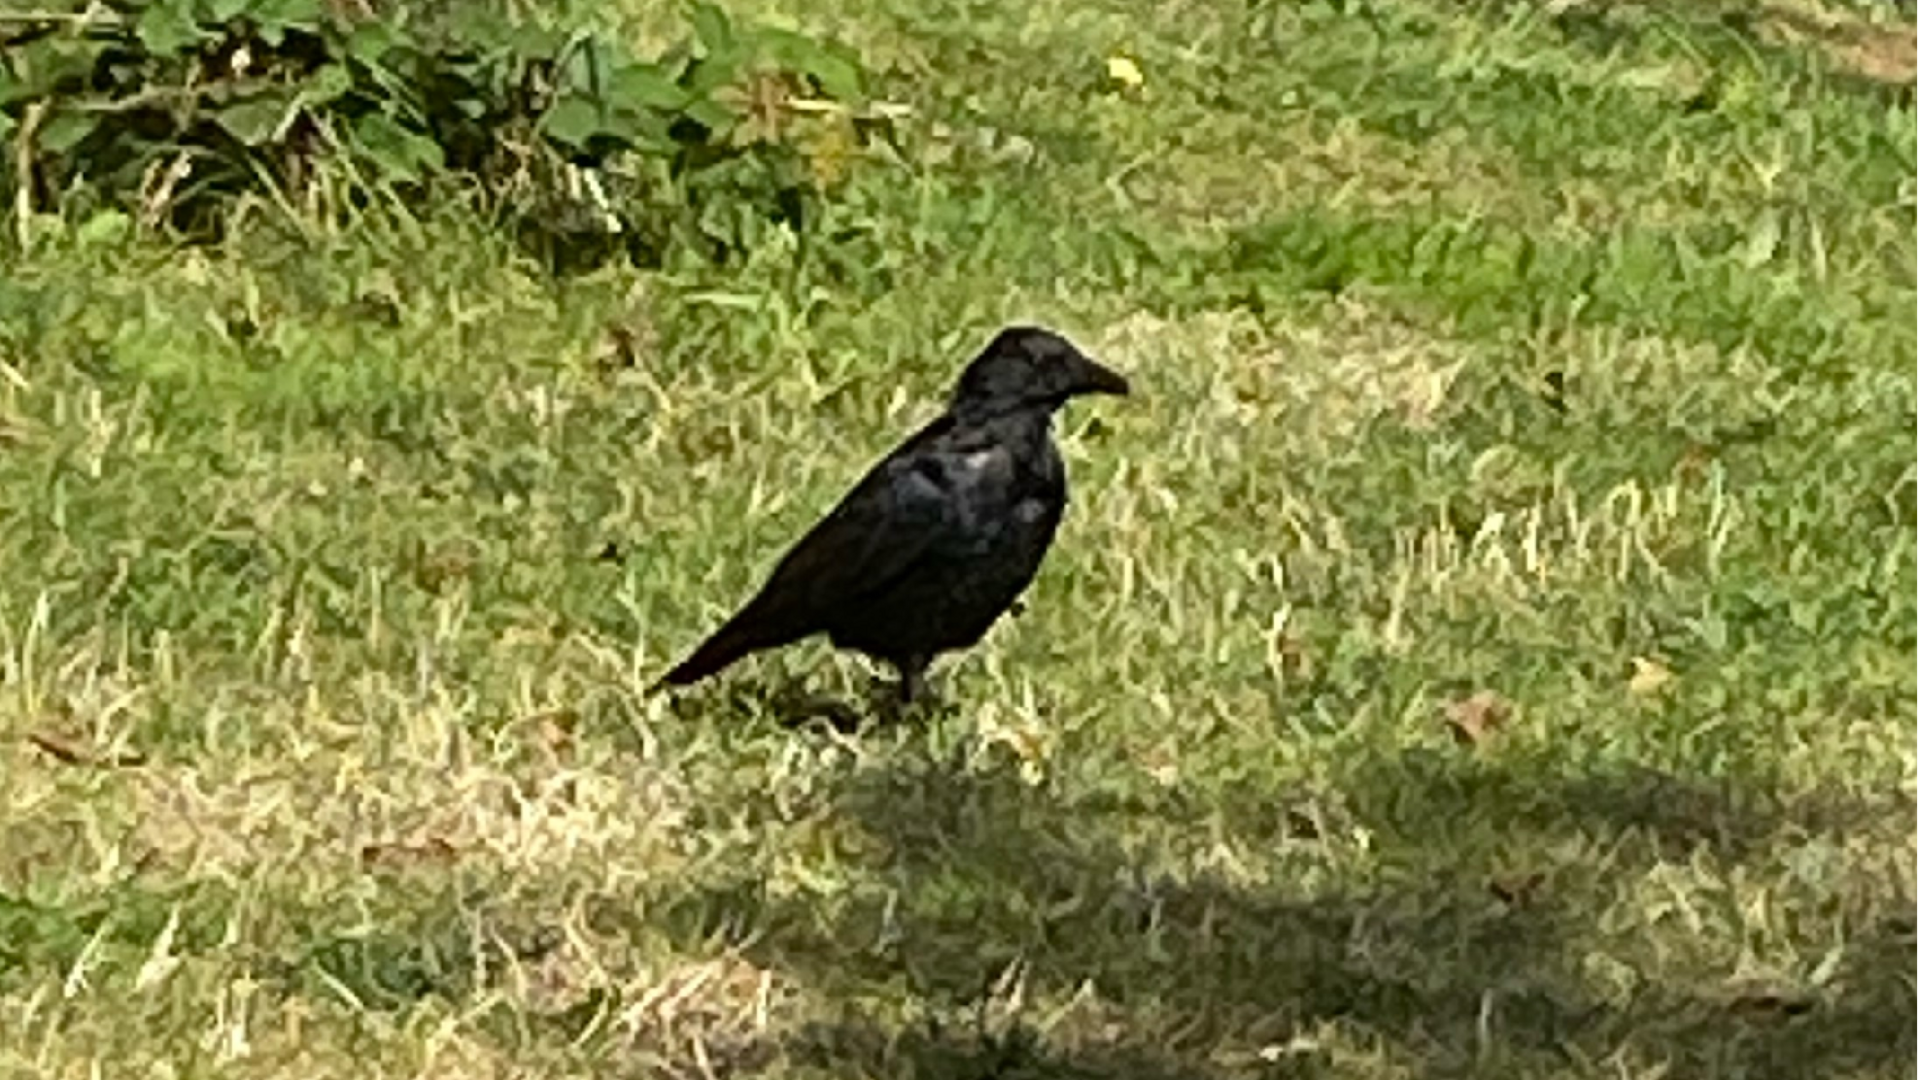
[653,606,797,692]
[656,631,749,689]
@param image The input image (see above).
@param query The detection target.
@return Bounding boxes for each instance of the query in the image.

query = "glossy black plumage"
[656,325,1128,701]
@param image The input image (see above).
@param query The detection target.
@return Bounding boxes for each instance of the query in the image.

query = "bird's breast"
[1012,496,1052,526]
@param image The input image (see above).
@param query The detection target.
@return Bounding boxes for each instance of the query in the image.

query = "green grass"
[0,0,1914,1077]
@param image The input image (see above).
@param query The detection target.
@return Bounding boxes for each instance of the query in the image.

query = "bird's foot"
[899,666,932,707]
[861,663,942,723]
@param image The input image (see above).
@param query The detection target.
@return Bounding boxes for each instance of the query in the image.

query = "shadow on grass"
[783,1017,1225,1080]
[659,671,968,734]
[653,751,1914,1079]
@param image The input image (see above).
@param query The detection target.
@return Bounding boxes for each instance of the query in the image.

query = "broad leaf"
[541,96,604,149]
[216,92,295,146]
[688,2,734,53]
[15,38,107,95]
[75,209,132,247]
[510,23,567,59]
[345,22,400,64]
[135,1,207,56]
[37,109,97,155]
[759,29,864,99]
[681,96,734,134]
[298,63,355,108]
[352,111,443,180]
[252,0,323,44]
[607,62,687,111]
[680,46,745,97]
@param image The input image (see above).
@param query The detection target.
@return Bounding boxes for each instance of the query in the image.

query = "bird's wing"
[659,412,1012,687]
[743,413,977,625]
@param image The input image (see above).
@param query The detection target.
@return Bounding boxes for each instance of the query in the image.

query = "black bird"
[657,325,1129,703]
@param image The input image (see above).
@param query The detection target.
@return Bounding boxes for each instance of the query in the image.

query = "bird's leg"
[896,657,931,706]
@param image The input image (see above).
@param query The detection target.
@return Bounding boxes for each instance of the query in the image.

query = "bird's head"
[949,326,1130,420]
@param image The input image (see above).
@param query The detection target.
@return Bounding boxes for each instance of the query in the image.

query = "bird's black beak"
[1072,355,1131,397]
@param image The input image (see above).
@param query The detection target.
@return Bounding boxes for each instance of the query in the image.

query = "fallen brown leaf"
[595,323,648,372]
[529,709,580,759]
[1674,443,1714,481]
[1270,629,1316,681]
[1758,1,1916,85]
[1488,872,1546,907]
[360,837,461,870]
[1726,980,1816,1020]
[25,731,147,769]
[1443,689,1512,746]
[413,540,476,593]
[1136,742,1179,787]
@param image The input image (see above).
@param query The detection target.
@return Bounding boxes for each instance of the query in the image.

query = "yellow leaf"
[1628,656,1673,697]
[1106,55,1144,89]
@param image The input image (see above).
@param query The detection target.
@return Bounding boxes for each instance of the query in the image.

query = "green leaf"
[655,40,697,81]
[252,0,324,28]
[216,91,295,146]
[297,62,354,108]
[610,105,673,148]
[205,0,252,23]
[541,96,605,149]
[37,110,96,155]
[457,10,516,53]
[757,30,864,99]
[680,46,745,97]
[352,111,442,180]
[688,2,733,53]
[250,0,322,44]
[135,1,208,56]
[801,47,864,100]
[681,96,734,134]
[598,105,658,148]
[16,38,107,94]
[510,23,567,59]
[76,210,132,247]
[556,39,607,95]
[345,22,400,63]
[607,62,688,111]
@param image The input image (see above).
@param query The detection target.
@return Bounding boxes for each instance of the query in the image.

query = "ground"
[0,0,1914,1077]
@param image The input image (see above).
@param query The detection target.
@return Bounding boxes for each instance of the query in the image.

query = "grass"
[0,0,1914,1076]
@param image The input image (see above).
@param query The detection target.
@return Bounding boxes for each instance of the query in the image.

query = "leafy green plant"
[0,0,880,267]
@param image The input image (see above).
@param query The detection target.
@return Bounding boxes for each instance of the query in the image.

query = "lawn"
[0,0,1914,1077]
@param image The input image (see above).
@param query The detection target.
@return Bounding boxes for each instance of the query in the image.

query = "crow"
[656,325,1129,703]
